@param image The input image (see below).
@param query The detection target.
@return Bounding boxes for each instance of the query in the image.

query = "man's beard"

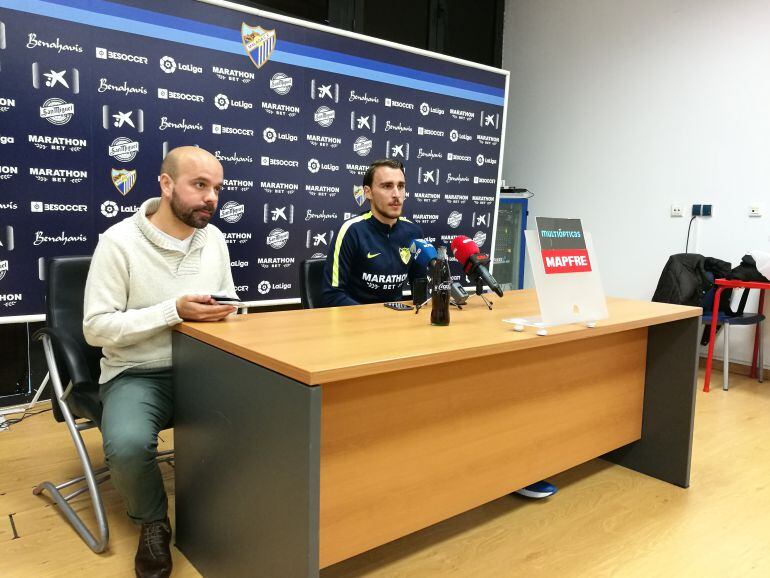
[170,188,215,229]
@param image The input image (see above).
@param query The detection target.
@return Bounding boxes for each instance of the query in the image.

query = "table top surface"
[175,289,700,385]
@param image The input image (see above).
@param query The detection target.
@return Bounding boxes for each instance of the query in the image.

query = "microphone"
[409,238,438,269]
[450,235,504,298]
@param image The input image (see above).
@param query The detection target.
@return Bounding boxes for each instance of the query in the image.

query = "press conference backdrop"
[0,0,508,319]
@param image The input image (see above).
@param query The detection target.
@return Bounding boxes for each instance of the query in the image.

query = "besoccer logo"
[214,93,230,110]
[263,127,277,143]
[257,280,271,294]
[101,200,119,218]
[159,55,176,74]
[307,158,320,173]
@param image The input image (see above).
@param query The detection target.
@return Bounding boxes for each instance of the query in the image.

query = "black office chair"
[32,256,172,552]
[299,258,327,309]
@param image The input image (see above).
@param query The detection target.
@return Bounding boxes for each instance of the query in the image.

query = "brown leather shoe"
[135,517,172,578]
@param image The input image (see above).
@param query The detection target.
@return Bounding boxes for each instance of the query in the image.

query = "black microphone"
[450,235,504,298]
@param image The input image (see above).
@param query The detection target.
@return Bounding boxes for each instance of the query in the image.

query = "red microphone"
[450,235,504,297]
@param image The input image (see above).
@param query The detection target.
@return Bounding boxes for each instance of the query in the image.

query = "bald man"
[84,146,236,578]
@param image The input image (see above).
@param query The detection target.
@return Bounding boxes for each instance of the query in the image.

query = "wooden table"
[171,290,701,577]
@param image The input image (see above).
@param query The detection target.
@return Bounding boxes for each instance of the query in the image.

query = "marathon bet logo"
[260,181,299,195]
[157,88,204,103]
[311,79,339,102]
[261,156,299,168]
[346,163,369,177]
[95,47,148,64]
[306,133,341,149]
[413,192,440,204]
[257,256,295,269]
[223,178,254,192]
[31,64,80,93]
[472,194,495,205]
[219,200,245,224]
[476,133,500,146]
[417,167,440,185]
[353,136,373,157]
[102,106,144,132]
[419,102,445,116]
[0,165,18,180]
[28,134,87,152]
[450,108,475,121]
[212,124,254,137]
[350,112,377,132]
[445,193,469,205]
[108,137,139,162]
[263,203,294,224]
[159,55,202,75]
[304,184,339,198]
[447,210,463,228]
[0,96,16,113]
[40,97,74,125]
[411,213,439,224]
[385,141,410,160]
[269,72,292,94]
[224,232,252,245]
[261,101,300,117]
[314,105,335,127]
[266,228,289,249]
[212,65,255,84]
[29,167,87,183]
[384,97,414,110]
[263,127,298,144]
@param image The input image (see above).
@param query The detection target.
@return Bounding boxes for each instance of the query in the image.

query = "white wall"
[502,0,770,366]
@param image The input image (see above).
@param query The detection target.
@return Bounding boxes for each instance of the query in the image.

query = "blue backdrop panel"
[0,0,507,316]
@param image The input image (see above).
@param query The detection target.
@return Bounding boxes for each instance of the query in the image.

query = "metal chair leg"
[759,320,764,384]
[723,323,730,391]
[33,337,109,553]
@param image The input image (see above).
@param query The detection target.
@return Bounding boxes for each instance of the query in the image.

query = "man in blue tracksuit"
[323,159,424,306]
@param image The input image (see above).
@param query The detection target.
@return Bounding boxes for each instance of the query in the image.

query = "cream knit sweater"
[84,198,236,383]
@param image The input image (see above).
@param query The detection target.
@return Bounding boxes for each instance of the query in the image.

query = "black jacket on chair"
[652,253,731,308]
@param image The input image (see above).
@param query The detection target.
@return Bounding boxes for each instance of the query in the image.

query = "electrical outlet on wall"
[671,204,683,217]
[749,205,762,217]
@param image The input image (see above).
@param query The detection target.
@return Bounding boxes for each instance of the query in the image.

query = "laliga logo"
[257,280,271,294]
[263,127,277,143]
[419,102,430,116]
[308,158,320,173]
[159,55,176,73]
[101,200,119,218]
[476,154,484,166]
[214,93,230,110]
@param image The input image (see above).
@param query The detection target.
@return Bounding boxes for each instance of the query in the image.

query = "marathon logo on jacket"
[29,167,87,183]
[306,133,341,149]
[262,101,300,117]
[95,47,148,64]
[257,256,294,269]
[269,72,292,94]
[31,64,79,93]
[385,141,410,160]
[445,193,469,205]
[450,129,472,143]
[213,65,255,84]
[103,106,144,132]
[40,98,74,125]
[159,55,202,75]
[537,217,592,274]
[261,181,298,195]
[29,134,87,152]
[385,97,414,110]
[157,88,204,102]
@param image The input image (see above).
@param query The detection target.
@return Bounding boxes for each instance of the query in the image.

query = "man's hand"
[176,295,236,321]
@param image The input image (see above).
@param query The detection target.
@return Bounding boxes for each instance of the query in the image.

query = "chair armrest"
[33,326,97,392]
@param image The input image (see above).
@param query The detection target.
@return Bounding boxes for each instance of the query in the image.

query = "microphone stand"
[474,278,494,310]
